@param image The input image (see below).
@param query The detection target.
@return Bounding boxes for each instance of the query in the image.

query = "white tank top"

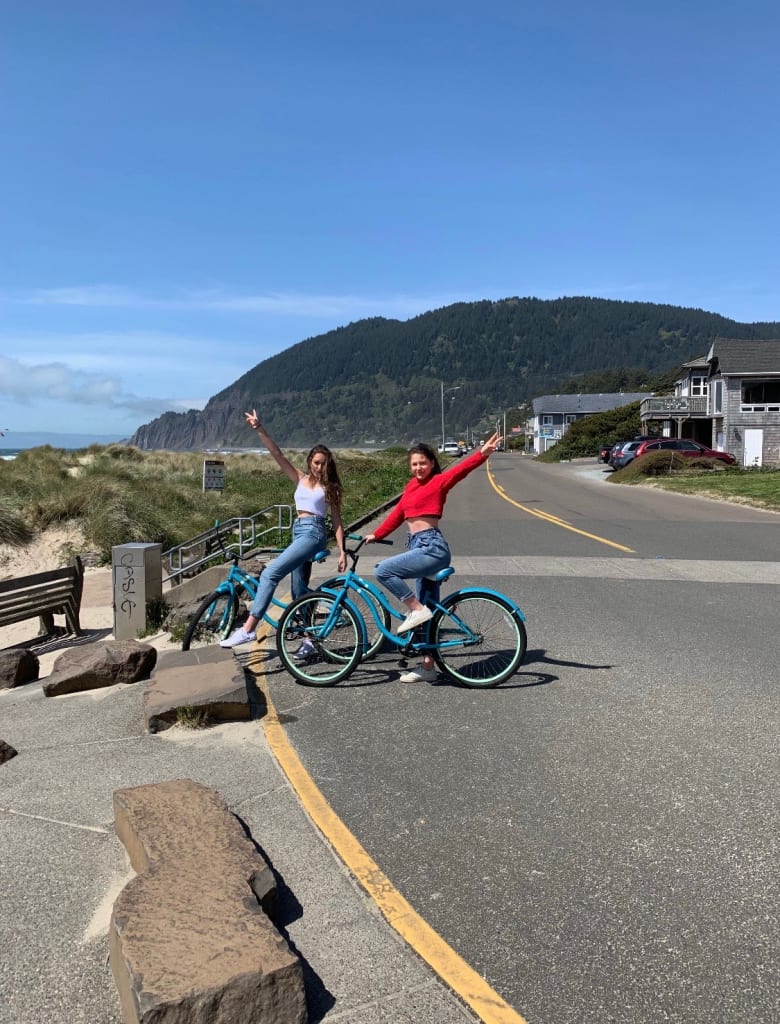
[294,478,328,516]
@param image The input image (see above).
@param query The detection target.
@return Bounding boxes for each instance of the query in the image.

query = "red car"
[634,438,737,464]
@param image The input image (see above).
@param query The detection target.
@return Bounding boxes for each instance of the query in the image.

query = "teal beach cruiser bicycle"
[275,535,528,688]
[181,543,332,650]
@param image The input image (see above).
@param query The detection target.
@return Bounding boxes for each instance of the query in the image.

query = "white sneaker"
[293,639,316,660]
[397,607,433,633]
[399,665,438,683]
[219,627,256,648]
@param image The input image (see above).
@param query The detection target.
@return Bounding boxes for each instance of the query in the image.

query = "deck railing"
[641,395,709,417]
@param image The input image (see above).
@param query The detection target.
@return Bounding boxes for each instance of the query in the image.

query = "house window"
[542,415,553,426]
[713,380,723,414]
[690,376,708,397]
[564,414,577,424]
[742,380,780,407]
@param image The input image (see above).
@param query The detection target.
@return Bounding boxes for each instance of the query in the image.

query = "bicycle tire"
[319,574,390,659]
[182,589,239,650]
[276,593,363,686]
[431,591,527,687]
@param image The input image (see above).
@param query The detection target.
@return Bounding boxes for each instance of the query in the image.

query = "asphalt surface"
[1,455,777,1024]
[259,455,780,1024]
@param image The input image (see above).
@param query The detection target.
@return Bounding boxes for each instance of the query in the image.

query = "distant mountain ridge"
[129,296,780,450]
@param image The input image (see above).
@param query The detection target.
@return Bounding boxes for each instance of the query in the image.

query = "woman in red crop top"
[365,431,502,682]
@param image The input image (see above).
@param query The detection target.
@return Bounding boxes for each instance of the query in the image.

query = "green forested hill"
[130,297,780,449]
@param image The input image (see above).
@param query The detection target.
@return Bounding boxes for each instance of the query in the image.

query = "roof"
[531,393,649,415]
[706,338,780,375]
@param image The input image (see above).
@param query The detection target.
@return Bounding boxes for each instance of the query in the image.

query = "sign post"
[203,459,225,493]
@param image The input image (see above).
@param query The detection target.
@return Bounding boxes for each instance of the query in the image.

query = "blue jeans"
[249,516,328,620]
[374,528,451,606]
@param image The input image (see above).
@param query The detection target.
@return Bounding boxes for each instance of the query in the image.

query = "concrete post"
[112,543,163,641]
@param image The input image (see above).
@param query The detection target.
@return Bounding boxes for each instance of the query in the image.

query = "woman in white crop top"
[220,408,347,648]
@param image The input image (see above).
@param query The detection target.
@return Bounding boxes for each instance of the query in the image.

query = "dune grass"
[0,444,413,562]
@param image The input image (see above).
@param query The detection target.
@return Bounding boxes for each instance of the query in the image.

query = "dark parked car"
[608,440,644,469]
[598,443,614,463]
[634,438,737,464]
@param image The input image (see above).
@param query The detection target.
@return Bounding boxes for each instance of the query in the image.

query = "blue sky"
[2,0,779,440]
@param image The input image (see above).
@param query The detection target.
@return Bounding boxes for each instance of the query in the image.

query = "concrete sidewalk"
[0,572,478,1023]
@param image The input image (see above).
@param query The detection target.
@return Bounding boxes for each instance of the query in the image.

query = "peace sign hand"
[480,431,503,455]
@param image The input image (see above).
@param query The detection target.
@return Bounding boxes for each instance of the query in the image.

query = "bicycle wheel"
[182,589,239,650]
[431,591,527,687]
[276,593,363,686]
[319,575,390,659]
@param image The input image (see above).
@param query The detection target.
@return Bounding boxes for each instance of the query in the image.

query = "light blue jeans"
[374,528,451,607]
[250,516,328,620]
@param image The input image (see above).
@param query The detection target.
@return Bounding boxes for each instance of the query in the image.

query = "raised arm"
[244,409,302,484]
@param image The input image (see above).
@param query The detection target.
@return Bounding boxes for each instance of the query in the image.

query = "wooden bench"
[0,556,85,637]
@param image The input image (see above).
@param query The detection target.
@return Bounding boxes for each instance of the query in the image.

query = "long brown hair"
[307,445,343,508]
[407,442,442,476]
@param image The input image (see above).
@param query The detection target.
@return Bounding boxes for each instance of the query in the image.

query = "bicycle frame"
[318,543,525,658]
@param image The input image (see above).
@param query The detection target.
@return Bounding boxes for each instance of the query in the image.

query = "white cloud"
[6,284,465,320]
[0,354,205,418]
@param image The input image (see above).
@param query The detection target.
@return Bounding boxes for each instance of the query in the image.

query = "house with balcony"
[528,392,649,454]
[639,338,780,467]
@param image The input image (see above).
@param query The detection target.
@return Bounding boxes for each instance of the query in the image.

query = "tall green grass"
[0,445,412,562]
[608,452,780,510]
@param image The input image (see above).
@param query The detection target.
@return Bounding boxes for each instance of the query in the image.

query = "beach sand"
[0,526,182,677]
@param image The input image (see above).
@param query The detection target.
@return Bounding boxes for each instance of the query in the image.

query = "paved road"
[263,455,780,1024]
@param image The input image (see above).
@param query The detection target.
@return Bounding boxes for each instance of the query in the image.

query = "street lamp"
[440,382,461,447]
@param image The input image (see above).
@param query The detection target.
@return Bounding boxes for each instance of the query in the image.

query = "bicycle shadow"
[522,648,614,670]
[252,645,609,692]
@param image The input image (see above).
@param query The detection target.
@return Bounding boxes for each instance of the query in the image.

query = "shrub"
[0,498,34,547]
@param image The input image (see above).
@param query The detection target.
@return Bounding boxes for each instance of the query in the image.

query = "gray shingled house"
[640,338,780,467]
[528,393,649,454]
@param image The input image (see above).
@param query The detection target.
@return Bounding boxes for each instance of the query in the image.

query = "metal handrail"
[162,505,294,584]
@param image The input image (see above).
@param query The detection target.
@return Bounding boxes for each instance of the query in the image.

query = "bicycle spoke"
[432,592,526,687]
[182,590,238,650]
[320,575,390,659]
[276,593,362,686]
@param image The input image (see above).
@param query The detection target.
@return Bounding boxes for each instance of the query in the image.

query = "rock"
[143,647,260,733]
[42,640,157,697]
[0,739,18,764]
[110,779,305,1024]
[0,648,40,689]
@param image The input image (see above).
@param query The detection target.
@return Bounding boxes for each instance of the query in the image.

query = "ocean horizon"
[0,431,127,452]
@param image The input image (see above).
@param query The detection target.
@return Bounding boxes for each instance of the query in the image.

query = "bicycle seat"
[429,566,454,583]
[312,550,329,563]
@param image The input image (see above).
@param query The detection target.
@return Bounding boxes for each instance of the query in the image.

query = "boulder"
[0,648,40,689]
[43,640,157,697]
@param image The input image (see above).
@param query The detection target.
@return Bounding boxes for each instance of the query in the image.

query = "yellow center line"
[486,461,636,553]
[248,646,528,1024]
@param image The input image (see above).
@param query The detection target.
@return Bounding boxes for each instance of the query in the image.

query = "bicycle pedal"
[397,659,409,669]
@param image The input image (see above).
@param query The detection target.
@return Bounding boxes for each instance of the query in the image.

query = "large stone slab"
[143,647,263,733]
[110,778,305,1024]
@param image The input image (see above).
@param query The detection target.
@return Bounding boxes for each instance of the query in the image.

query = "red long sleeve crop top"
[372,448,488,540]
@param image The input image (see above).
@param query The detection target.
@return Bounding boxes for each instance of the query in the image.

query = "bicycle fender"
[443,587,526,622]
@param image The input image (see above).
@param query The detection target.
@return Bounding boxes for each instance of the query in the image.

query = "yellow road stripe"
[250,655,528,1024]
[486,461,635,553]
